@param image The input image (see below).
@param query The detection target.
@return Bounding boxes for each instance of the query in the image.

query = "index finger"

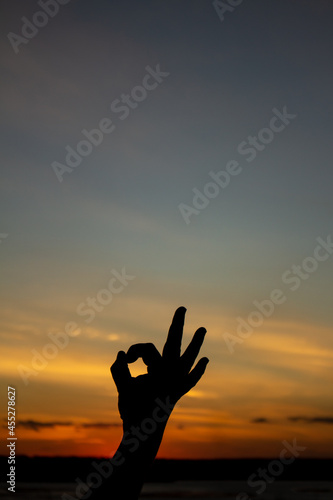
[110,351,132,393]
[162,306,186,360]
[126,343,161,368]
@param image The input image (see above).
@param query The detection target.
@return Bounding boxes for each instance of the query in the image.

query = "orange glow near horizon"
[7,410,333,459]
[2,311,332,459]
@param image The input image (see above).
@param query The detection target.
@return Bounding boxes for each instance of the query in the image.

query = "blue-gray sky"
[1,0,333,458]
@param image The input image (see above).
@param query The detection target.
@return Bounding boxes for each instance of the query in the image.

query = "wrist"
[121,393,175,435]
[120,418,167,464]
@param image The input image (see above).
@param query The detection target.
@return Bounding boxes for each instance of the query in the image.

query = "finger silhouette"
[180,327,206,374]
[162,306,186,360]
[126,343,162,370]
[111,350,132,392]
[182,357,209,395]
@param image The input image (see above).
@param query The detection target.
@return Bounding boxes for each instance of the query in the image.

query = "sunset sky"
[1,0,333,460]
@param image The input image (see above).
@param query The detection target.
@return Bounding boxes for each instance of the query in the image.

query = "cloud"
[80,422,122,429]
[4,419,121,432]
[251,418,271,424]
[15,420,73,431]
[288,416,333,424]
[250,416,333,425]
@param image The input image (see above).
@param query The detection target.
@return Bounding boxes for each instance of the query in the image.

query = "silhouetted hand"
[88,307,209,500]
[111,306,209,431]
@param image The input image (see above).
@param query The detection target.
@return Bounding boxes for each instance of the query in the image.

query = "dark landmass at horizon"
[0,456,331,483]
